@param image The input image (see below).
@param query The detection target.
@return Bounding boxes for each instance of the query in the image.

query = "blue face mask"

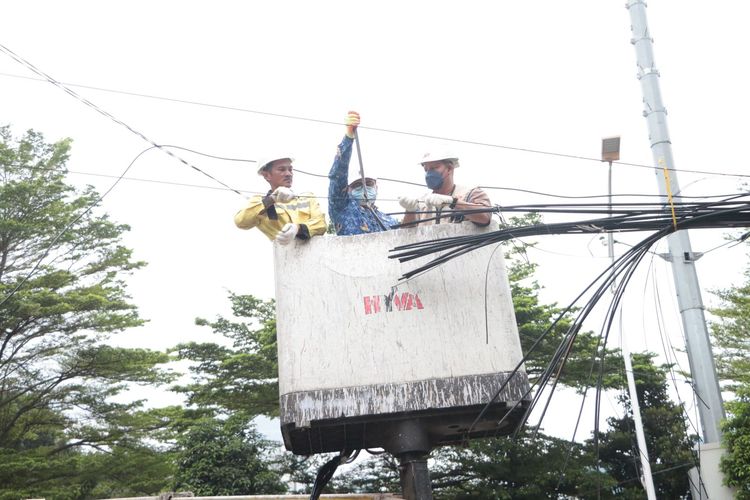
[351,186,377,204]
[425,170,444,190]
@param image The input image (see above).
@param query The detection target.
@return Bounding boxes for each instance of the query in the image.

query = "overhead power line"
[2,70,750,181]
[13,149,748,204]
[0,47,244,197]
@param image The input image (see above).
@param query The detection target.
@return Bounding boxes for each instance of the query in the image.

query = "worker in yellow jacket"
[234,155,327,244]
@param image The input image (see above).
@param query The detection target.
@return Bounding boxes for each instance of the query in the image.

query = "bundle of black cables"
[447,209,703,497]
[389,194,750,280]
[399,193,750,492]
[407,195,750,432]
[308,449,360,500]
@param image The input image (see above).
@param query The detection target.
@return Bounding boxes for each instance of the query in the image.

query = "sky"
[2,1,749,445]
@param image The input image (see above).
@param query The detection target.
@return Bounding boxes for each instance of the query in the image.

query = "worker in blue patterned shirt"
[327,111,398,235]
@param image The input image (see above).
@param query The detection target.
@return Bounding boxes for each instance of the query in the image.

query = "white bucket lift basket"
[274,222,531,454]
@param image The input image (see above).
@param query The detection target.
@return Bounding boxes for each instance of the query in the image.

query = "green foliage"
[0,444,175,500]
[316,433,619,499]
[0,126,177,498]
[710,265,750,391]
[166,211,639,497]
[171,293,279,417]
[709,258,750,495]
[507,258,622,392]
[427,433,607,499]
[172,414,286,496]
[287,452,402,495]
[593,353,696,499]
[330,453,401,494]
[721,383,750,497]
[328,356,696,500]
[501,212,622,392]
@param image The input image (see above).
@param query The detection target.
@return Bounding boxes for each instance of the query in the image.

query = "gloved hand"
[424,193,454,209]
[345,111,360,139]
[271,186,296,203]
[275,223,298,245]
[398,196,420,212]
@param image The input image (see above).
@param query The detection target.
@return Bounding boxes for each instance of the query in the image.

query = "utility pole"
[602,138,657,500]
[626,5,737,496]
[625,0,725,445]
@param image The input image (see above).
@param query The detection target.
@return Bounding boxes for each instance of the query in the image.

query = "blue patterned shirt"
[328,136,398,236]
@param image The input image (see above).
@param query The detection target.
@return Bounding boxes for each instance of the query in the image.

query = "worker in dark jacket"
[327,111,398,235]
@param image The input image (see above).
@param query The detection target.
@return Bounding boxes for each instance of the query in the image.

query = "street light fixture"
[601,136,621,163]
[600,134,657,499]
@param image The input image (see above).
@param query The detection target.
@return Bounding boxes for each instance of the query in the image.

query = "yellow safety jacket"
[234,192,327,241]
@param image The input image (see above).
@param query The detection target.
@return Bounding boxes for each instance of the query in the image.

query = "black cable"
[0,145,156,310]
[390,200,750,280]
[9,143,748,209]
[4,70,750,180]
[648,254,703,438]
[463,255,604,437]
[0,45,243,197]
[520,229,667,491]
[154,144,256,164]
[390,206,500,228]
[574,461,695,498]
[365,204,388,231]
[308,449,356,500]
[480,185,750,200]
[452,194,744,482]
[494,195,747,484]
[537,229,658,488]
[471,230,655,444]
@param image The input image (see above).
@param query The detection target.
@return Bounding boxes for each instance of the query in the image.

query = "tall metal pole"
[621,331,658,499]
[626,1,725,443]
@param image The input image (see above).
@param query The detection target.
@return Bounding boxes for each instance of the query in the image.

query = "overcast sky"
[2,1,749,443]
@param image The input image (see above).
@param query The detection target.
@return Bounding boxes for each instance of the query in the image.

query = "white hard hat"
[419,151,460,168]
[256,155,294,175]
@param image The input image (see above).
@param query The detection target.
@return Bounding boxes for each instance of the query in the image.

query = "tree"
[500,214,623,393]
[710,263,750,496]
[509,257,622,392]
[0,126,176,498]
[169,295,288,494]
[424,432,607,499]
[710,265,750,391]
[174,215,623,423]
[169,213,627,496]
[172,413,286,496]
[593,353,696,499]
[318,431,607,499]
[171,293,279,417]
[721,384,750,498]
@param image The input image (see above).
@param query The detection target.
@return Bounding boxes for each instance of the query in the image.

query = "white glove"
[275,223,298,245]
[271,187,296,203]
[398,196,420,212]
[424,193,454,209]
